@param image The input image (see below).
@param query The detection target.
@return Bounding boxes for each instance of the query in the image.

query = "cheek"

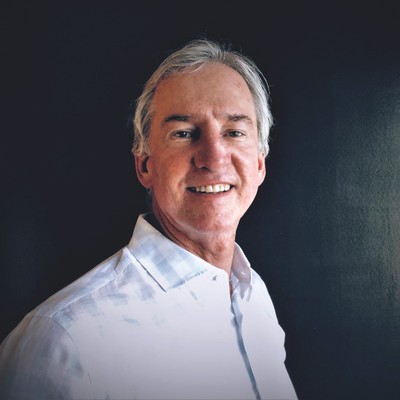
[240,159,265,200]
[154,150,190,176]
[239,152,263,178]
[149,157,185,195]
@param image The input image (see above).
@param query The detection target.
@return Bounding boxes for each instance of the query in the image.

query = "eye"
[172,130,192,139]
[227,130,245,138]
[171,130,201,140]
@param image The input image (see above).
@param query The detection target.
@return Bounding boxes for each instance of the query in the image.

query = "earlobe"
[135,155,152,189]
[258,153,267,185]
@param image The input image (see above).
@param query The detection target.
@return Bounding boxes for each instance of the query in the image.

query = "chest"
[70,282,259,399]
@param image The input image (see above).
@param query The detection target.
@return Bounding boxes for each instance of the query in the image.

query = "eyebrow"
[226,113,253,125]
[162,113,254,125]
[162,114,191,124]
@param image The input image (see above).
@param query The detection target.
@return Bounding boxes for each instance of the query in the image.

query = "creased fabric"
[0,213,297,399]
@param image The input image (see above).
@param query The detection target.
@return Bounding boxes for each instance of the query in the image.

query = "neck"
[146,211,236,275]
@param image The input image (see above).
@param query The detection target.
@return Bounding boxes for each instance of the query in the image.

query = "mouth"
[187,184,232,194]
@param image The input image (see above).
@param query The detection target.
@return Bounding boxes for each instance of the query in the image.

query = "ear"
[134,154,152,189]
[257,152,267,186]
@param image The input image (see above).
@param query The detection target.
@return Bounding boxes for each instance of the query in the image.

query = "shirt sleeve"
[0,315,92,400]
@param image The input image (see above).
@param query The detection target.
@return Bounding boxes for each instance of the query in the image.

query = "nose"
[192,130,230,171]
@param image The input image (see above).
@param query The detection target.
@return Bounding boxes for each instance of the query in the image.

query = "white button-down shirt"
[0,214,297,399]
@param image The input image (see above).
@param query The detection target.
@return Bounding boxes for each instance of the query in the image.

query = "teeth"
[192,184,231,193]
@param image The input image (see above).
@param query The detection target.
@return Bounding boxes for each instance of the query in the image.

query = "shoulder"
[12,244,157,333]
[250,267,269,292]
[0,245,155,396]
[32,248,127,321]
[249,267,280,322]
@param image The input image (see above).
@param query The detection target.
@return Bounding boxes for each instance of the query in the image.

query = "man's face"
[135,62,266,242]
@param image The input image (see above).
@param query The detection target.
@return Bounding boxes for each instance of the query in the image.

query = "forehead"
[152,63,256,120]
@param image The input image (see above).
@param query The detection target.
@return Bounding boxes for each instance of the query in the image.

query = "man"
[0,39,297,399]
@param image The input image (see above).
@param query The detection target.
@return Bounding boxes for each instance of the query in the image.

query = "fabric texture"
[0,213,297,399]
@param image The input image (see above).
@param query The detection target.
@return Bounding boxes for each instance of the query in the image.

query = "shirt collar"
[231,243,253,298]
[127,213,253,293]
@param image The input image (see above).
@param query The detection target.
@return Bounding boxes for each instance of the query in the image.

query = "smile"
[188,184,232,194]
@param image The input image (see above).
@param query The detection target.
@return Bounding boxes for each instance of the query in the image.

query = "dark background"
[1,2,399,399]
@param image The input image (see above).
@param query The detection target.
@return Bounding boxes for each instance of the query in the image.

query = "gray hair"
[132,39,273,157]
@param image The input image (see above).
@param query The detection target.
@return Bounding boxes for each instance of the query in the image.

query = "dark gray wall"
[1,2,399,399]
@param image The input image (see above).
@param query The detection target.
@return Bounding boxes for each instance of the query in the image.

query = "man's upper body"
[0,213,297,399]
[0,39,298,399]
